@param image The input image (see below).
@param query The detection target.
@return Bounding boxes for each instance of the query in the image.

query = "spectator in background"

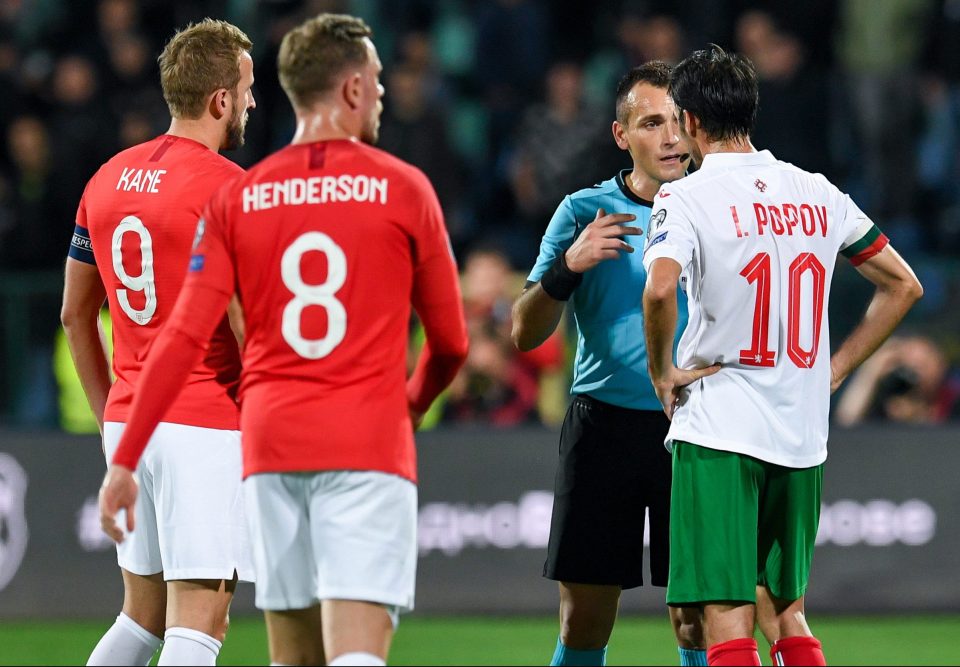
[378,61,467,247]
[473,0,549,158]
[834,334,960,425]
[1,115,66,427]
[394,29,449,105]
[584,12,688,110]
[47,54,116,211]
[835,0,936,249]
[444,246,556,427]
[918,0,960,253]
[103,32,162,103]
[642,15,685,65]
[509,60,622,265]
[0,28,22,135]
[735,10,830,173]
[2,115,70,269]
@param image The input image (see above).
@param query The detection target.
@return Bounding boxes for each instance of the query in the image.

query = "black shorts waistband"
[572,393,660,416]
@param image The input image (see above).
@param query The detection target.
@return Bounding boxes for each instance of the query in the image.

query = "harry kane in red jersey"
[99,14,469,667]
[61,20,256,667]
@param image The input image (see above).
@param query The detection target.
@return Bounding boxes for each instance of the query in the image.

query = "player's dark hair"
[159,19,252,119]
[615,61,672,124]
[670,44,758,141]
[278,13,373,109]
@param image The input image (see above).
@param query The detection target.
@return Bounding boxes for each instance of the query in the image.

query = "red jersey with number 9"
[77,135,244,429]
[185,139,463,481]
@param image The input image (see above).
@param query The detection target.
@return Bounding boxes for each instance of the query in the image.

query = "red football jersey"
[171,139,466,481]
[78,135,243,429]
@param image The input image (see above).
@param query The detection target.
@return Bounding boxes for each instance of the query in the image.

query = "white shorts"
[103,421,254,582]
[243,470,417,618]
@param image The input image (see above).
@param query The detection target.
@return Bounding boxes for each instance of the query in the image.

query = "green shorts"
[666,441,823,606]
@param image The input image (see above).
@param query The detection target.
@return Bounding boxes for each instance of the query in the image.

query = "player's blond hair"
[278,13,373,109]
[159,19,252,119]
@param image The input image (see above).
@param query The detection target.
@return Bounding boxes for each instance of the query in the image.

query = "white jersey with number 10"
[643,150,888,468]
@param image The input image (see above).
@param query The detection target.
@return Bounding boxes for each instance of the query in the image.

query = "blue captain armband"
[68,225,96,264]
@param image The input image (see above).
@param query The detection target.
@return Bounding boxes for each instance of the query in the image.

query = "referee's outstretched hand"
[99,464,138,544]
[564,207,642,274]
[654,364,722,420]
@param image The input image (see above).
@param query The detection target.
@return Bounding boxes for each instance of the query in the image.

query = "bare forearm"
[831,285,920,390]
[511,283,565,352]
[63,317,111,429]
[643,291,677,382]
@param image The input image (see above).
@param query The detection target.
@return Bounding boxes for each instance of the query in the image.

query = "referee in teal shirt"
[512,62,705,667]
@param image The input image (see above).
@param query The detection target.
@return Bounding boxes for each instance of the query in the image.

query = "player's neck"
[699,134,755,157]
[290,106,360,145]
[165,119,223,152]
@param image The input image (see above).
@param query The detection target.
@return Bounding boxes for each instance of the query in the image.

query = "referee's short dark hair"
[670,44,758,142]
[615,61,672,124]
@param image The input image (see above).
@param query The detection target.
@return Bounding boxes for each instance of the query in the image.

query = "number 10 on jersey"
[739,252,826,369]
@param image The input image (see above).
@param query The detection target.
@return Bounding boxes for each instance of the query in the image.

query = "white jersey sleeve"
[643,188,697,273]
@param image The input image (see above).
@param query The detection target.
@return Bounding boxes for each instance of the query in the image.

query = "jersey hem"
[243,464,418,485]
[667,431,827,469]
[103,410,239,431]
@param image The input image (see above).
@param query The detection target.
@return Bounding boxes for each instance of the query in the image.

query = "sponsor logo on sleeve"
[647,231,668,249]
[189,254,205,272]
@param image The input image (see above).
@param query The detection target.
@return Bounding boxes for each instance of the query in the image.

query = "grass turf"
[0,614,957,665]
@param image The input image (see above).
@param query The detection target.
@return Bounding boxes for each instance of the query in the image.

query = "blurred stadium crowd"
[1,0,959,430]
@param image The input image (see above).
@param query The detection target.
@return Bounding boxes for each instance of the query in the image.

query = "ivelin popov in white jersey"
[646,149,887,468]
[641,45,923,667]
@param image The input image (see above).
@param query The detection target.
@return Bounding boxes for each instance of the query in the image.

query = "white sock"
[157,626,222,666]
[87,612,162,666]
[328,652,386,666]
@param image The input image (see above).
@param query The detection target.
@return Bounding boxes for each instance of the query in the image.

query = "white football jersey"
[643,150,888,468]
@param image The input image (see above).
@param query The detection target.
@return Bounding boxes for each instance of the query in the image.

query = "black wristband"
[540,252,583,301]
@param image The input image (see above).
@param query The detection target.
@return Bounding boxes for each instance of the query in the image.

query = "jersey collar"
[616,169,654,208]
[699,149,776,171]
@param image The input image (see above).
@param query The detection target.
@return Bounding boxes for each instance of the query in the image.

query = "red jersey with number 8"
[77,135,244,429]
[184,139,464,481]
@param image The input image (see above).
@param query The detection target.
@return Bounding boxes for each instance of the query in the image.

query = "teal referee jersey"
[528,170,688,410]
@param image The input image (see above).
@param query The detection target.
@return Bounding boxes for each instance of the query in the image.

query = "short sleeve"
[642,188,696,273]
[527,196,577,283]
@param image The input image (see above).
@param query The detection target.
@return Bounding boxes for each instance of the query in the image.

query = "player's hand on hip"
[654,364,722,419]
[99,464,138,544]
[564,207,641,273]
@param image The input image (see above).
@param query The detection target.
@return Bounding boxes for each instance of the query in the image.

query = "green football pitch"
[1,613,958,665]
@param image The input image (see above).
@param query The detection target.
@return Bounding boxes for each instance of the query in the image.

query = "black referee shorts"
[543,393,672,589]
